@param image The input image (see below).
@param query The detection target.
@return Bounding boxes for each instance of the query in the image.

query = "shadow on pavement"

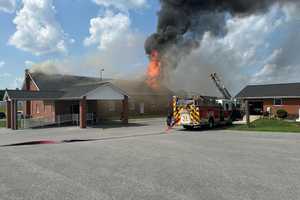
[89,121,148,129]
[177,125,230,133]
[1,132,167,147]
[29,121,148,130]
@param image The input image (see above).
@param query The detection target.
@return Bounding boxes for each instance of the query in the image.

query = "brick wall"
[25,74,56,121]
[263,98,300,117]
[31,100,55,120]
[94,95,170,120]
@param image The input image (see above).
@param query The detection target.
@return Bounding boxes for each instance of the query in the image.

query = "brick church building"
[3,70,173,129]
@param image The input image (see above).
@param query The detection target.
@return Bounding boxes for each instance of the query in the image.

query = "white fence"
[87,113,95,123]
[56,114,79,126]
[21,116,56,129]
[18,113,95,129]
[0,119,5,126]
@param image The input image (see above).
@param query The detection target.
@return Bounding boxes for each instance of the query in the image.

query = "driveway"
[0,118,300,200]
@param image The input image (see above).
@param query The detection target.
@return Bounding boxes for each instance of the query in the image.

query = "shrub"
[277,109,288,119]
[263,111,270,117]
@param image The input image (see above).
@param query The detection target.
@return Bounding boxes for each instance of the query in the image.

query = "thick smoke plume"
[145,0,298,71]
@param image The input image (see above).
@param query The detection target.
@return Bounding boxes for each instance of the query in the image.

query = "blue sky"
[0,0,160,89]
[0,0,299,94]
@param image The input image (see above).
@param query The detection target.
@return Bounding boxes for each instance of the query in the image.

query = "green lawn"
[0,106,6,127]
[229,118,300,133]
[0,120,5,128]
[0,120,23,128]
[0,106,5,113]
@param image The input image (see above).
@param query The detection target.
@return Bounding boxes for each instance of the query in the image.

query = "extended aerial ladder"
[210,73,232,100]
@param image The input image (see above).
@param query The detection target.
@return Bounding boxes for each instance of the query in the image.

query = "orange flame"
[146,50,161,90]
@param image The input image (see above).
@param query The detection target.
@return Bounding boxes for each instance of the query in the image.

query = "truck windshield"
[176,99,194,106]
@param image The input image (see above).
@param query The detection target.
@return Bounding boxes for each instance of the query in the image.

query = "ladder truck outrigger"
[168,73,235,129]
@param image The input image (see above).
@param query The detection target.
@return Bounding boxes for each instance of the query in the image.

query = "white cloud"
[83,5,147,78]
[0,0,16,13]
[220,5,300,88]
[31,31,147,79]
[27,28,147,81]
[9,0,68,55]
[84,11,131,49]
[252,63,300,84]
[282,3,300,22]
[0,61,5,68]
[220,7,283,65]
[83,32,147,78]
[251,37,300,84]
[93,0,146,11]
[25,60,35,68]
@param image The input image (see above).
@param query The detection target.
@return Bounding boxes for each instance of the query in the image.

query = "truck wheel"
[209,118,214,129]
[166,116,172,126]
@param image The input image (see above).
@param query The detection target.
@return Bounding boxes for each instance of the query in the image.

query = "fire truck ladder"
[210,73,232,100]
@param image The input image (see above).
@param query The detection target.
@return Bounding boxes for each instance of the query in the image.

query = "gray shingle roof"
[61,82,109,99]
[30,72,174,96]
[4,83,118,100]
[4,90,65,100]
[236,83,300,99]
[30,72,108,91]
[5,72,174,101]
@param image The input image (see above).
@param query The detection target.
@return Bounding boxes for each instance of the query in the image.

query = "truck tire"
[209,118,214,129]
[166,116,172,126]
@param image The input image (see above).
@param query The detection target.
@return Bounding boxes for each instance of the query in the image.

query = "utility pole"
[100,68,104,81]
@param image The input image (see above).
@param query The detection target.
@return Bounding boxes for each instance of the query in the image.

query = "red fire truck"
[167,73,235,129]
[170,96,234,129]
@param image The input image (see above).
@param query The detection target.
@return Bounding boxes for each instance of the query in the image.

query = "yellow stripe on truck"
[191,112,199,122]
[189,105,200,122]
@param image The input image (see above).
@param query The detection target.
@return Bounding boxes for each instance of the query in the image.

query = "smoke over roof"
[145,0,298,57]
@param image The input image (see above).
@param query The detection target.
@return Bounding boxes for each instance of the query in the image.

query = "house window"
[108,101,116,112]
[274,98,283,106]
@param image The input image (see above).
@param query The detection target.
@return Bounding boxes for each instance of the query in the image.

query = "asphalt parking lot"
[0,118,300,200]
